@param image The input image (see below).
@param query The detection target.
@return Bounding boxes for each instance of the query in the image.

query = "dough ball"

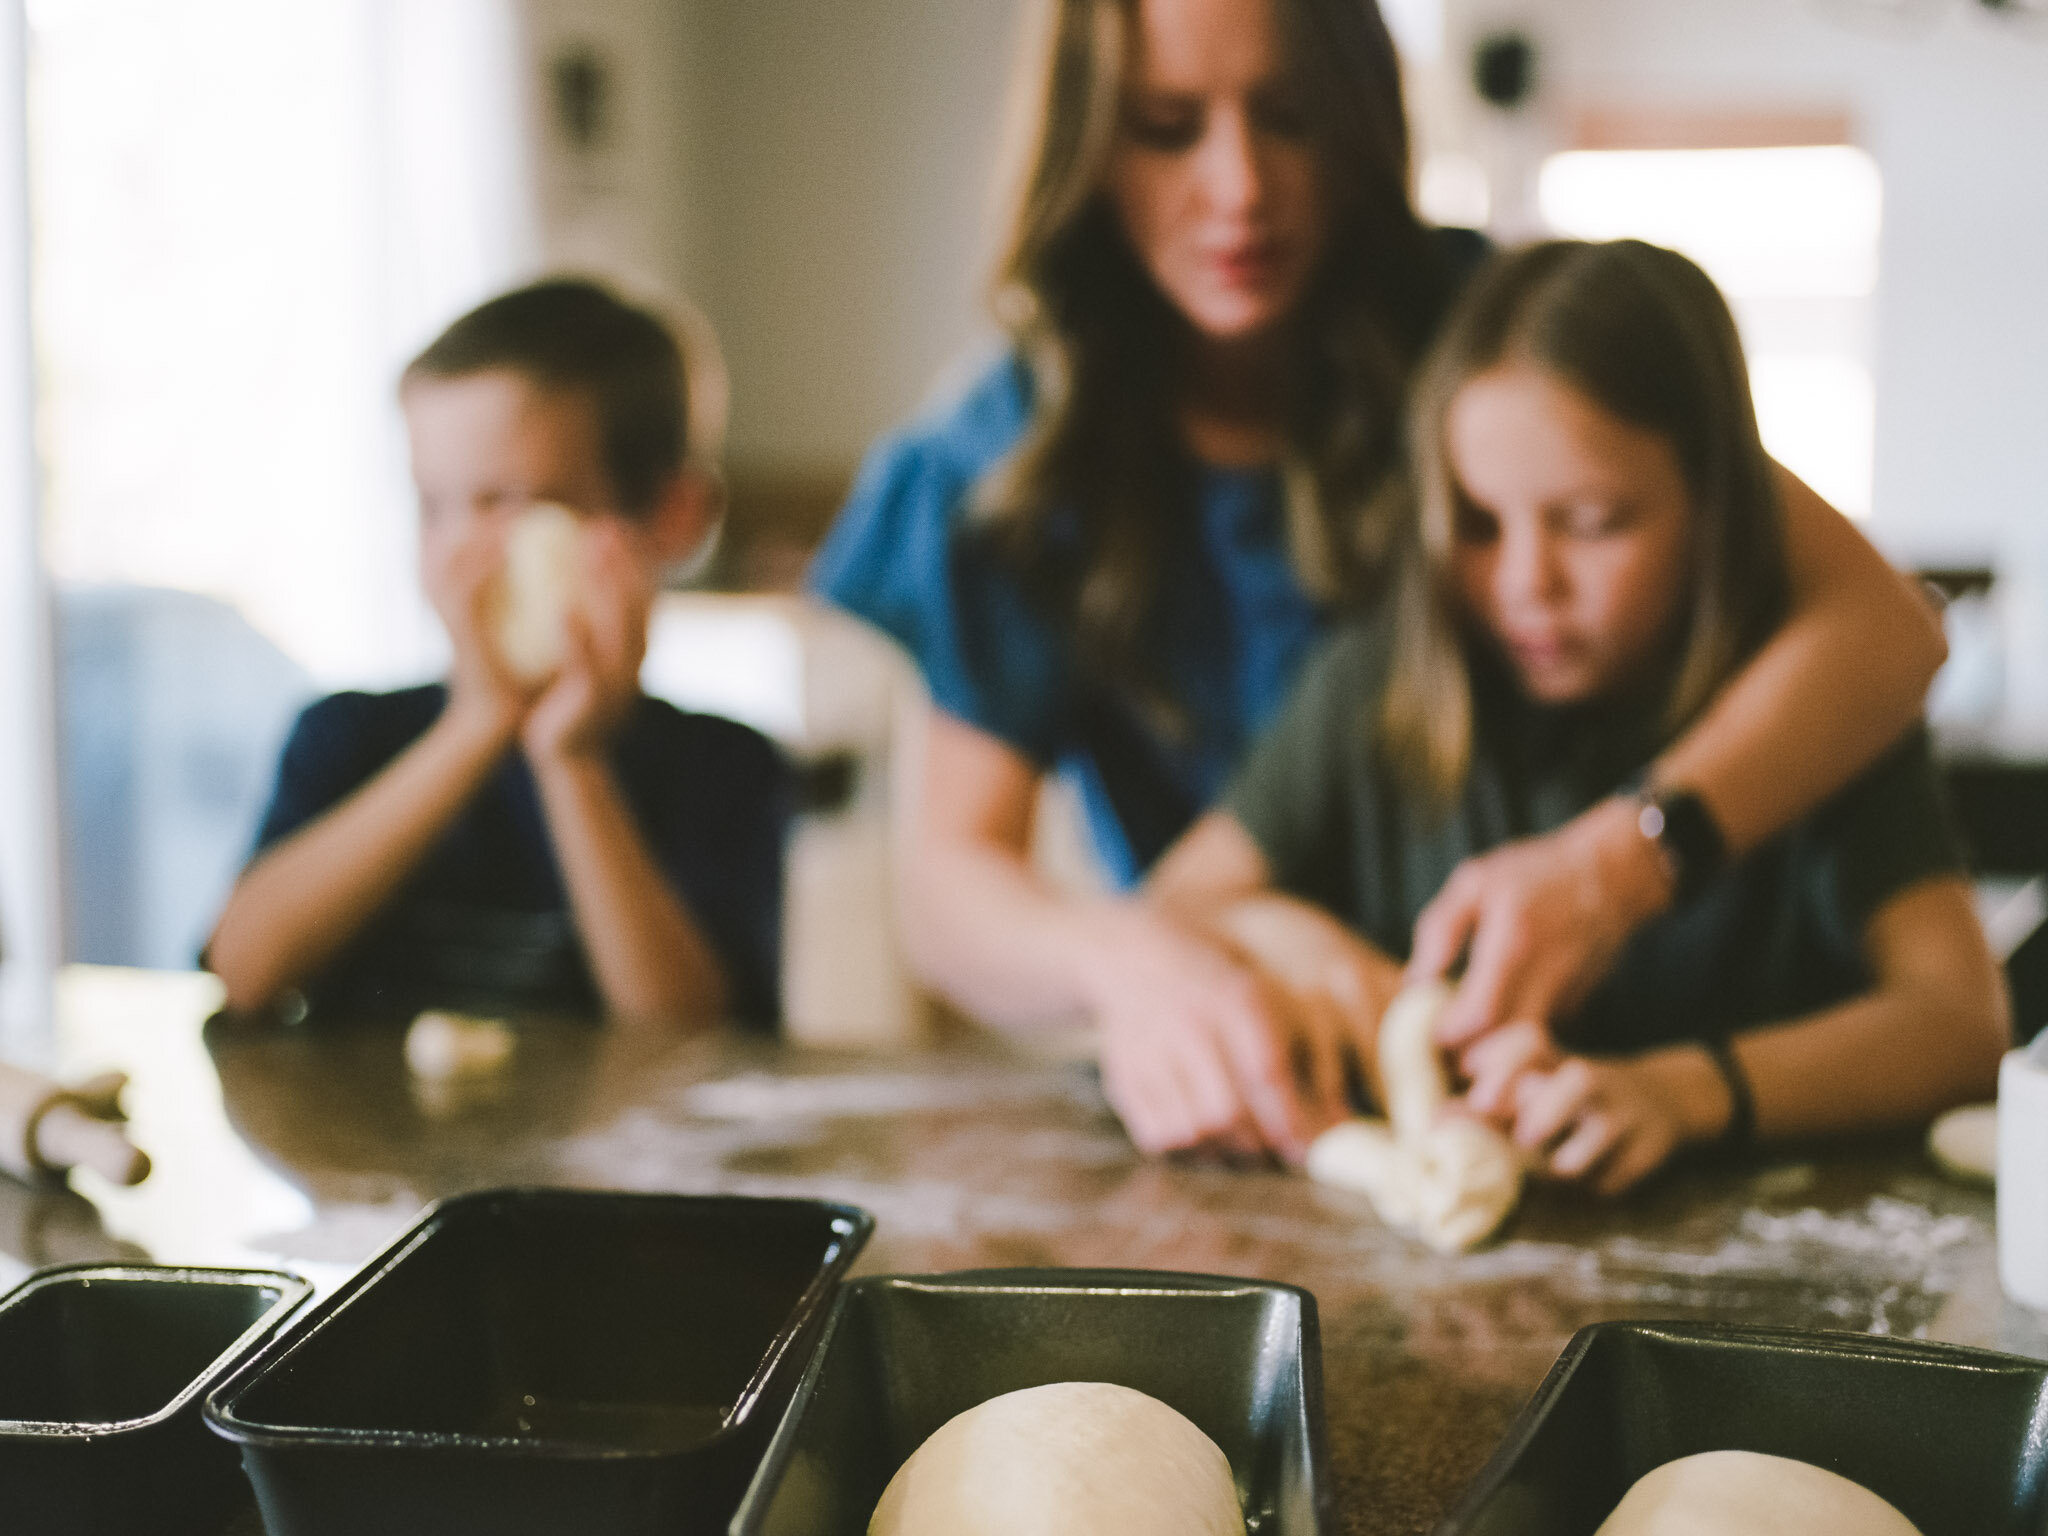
[494,501,584,682]
[869,1381,1243,1536]
[1594,1450,1924,1536]
[1927,1102,1996,1185]
[405,1010,515,1080]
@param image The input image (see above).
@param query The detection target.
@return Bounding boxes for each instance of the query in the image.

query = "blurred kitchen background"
[1,0,2045,1056]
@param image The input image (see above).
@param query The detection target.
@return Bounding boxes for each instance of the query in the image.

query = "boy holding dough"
[207,279,786,1027]
[1150,240,2008,1192]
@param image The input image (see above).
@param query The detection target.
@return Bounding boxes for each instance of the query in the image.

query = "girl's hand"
[1206,893,1405,1104]
[522,519,653,767]
[1476,1034,1733,1196]
[421,510,532,733]
[1408,797,1675,1050]
[1085,902,1345,1164]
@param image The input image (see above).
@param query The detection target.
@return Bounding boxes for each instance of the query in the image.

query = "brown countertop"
[21,966,2048,1534]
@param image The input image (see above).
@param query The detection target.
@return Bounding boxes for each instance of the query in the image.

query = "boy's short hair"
[404,278,689,516]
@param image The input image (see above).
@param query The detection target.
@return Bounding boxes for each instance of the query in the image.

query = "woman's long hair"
[978,0,1453,715]
[1382,239,1793,804]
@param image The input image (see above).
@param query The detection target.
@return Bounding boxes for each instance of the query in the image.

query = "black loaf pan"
[730,1268,1333,1536]
[1437,1321,2048,1536]
[0,1262,311,1536]
[205,1187,874,1536]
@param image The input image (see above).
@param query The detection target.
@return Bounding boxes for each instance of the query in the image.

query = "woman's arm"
[1464,876,2009,1194]
[1657,466,1947,849]
[903,716,1340,1159]
[1416,467,1948,1046]
[1151,812,1408,1090]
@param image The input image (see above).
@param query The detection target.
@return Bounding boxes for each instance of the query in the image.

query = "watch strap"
[1635,786,1727,904]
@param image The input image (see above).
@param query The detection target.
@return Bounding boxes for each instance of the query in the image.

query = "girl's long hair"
[978,0,1454,714]
[1382,239,1793,804]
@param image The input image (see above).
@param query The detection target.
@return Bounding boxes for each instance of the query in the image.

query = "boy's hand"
[522,518,653,767]
[423,509,533,734]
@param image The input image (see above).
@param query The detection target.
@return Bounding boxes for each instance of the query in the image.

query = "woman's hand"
[1084,901,1345,1165]
[1205,893,1405,1104]
[522,519,652,767]
[1408,797,1675,1049]
[1460,1021,1732,1195]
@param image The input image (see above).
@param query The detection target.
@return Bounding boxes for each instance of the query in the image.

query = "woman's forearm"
[207,700,517,1011]
[899,829,1115,1032]
[1653,467,1945,853]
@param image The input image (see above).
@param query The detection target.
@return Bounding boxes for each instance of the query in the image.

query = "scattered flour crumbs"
[553,1068,1119,1243]
[554,1065,1988,1334]
[1444,1195,1984,1336]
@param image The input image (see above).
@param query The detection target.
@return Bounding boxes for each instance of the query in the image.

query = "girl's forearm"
[1651,469,1944,854]
[531,753,727,1026]
[207,699,517,1011]
[1730,986,2003,1141]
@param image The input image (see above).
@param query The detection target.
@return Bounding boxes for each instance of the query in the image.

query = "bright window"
[1538,145,1882,518]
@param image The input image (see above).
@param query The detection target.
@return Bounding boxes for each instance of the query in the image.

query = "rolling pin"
[0,1063,150,1186]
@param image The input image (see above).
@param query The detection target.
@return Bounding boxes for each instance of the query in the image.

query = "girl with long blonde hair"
[1152,241,2004,1188]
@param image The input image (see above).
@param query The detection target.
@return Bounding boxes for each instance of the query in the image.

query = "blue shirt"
[810,354,1323,884]
[249,686,789,1023]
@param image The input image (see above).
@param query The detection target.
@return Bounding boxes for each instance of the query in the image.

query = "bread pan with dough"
[1437,1320,2048,1535]
[728,1267,1333,1536]
[0,1261,311,1536]
[204,1187,874,1536]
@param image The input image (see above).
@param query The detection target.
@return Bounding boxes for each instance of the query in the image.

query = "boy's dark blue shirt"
[251,684,788,1024]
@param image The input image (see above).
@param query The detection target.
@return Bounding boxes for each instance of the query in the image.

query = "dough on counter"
[405,1010,515,1080]
[1376,980,1453,1138]
[1305,982,1522,1252]
[1927,1102,1996,1185]
[493,501,584,682]
[1595,1450,1924,1536]
[868,1381,1243,1536]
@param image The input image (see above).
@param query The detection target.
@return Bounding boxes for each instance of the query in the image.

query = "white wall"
[683,0,1023,474]
[1452,0,2048,566]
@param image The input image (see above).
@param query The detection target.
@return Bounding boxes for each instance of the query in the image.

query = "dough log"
[1306,981,1521,1251]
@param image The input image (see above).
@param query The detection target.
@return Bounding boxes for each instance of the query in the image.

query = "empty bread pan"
[206,1187,874,1536]
[0,1262,311,1536]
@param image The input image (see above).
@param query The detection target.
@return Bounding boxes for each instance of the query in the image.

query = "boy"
[207,279,786,1026]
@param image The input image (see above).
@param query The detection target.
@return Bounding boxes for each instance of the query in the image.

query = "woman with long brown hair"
[812,0,1946,1162]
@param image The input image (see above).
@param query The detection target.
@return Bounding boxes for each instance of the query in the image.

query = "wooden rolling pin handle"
[33,1104,150,1186]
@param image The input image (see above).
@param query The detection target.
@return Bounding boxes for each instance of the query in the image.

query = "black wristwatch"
[1633,786,1727,904]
